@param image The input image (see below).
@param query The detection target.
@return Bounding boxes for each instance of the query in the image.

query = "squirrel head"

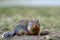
[27,19,41,34]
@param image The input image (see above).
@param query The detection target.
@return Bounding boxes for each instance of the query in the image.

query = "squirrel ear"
[36,19,39,22]
[30,20,33,23]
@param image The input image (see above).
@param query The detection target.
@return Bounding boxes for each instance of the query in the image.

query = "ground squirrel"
[2,19,43,38]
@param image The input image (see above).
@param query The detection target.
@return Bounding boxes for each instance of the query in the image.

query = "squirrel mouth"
[31,28,40,34]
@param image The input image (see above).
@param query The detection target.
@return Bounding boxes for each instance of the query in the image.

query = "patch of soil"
[0,30,60,40]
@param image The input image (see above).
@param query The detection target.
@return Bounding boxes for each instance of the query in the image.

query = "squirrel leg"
[39,26,43,36]
[16,30,28,36]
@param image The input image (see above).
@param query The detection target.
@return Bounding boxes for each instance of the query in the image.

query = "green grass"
[0,6,60,31]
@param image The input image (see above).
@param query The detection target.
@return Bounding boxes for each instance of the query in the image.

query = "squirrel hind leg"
[16,30,28,36]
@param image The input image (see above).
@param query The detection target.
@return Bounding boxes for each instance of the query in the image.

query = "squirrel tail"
[2,31,16,38]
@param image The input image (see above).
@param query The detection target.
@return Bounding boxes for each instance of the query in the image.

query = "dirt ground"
[0,30,60,40]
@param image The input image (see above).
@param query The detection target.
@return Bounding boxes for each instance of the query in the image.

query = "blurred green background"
[0,0,60,31]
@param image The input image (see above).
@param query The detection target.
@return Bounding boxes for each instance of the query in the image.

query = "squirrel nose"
[34,25,38,27]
